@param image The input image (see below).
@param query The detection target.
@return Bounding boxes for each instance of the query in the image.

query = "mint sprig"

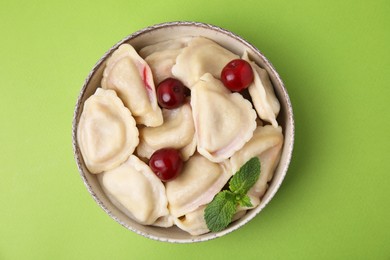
[204,191,237,232]
[229,157,261,195]
[204,157,261,232]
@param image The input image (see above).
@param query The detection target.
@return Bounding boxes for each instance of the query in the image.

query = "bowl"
[72,21,294,243]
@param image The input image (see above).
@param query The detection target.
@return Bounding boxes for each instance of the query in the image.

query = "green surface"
[1,0,389,259]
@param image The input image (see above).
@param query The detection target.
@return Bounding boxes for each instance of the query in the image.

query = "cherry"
[156,78,188,109]
[149,148,183,182]
[220,59,254,92]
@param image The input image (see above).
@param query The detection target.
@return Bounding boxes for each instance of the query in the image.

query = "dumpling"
[172,37,239,88]
[145,49,182,85]
[230,125,283,207]
[152,215,174,228]
[139,37,192,84]
[97,155,169,225]
[166,154,232,217]
[136,103,195,159]
[242,51,280,127]
[137,135,196,162]
[180,136,197,161]
[173,206,209,236]
[139,37,193,57]
[101,43,163,127]
[191,73,257,162]
[77,88,138,174]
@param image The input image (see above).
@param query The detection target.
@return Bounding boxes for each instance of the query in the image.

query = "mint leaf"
[229,157,261,195]
[237,194,253,208]
[204,157,261,232]
[204,191,237,232]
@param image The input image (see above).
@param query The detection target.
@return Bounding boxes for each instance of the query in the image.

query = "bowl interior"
[72,22,294,243]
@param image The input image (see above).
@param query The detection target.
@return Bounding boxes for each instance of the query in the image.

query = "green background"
[1,0,389,259]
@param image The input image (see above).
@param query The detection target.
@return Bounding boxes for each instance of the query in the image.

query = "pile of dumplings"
[77,36,284,235]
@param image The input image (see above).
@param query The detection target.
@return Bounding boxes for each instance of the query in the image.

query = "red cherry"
[220,59,254,91]
[157,78,188,109]
[149,148,183,182]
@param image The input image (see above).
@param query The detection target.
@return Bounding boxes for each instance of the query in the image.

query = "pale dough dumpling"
[180,136,197,161]
[139,37,192,85]
[243,51,280,127]
[173,205,209,236]
[191,73,257,162]
[101,43,163,127]
[152,215,174,228]
[77,88,138,174]
[166,154,232,217]
[136,103,195,159]
[139,37,193,57]
[145,49,182,85]
[172,37,239,88]
[230,125,283,207]
[98,155,169,225]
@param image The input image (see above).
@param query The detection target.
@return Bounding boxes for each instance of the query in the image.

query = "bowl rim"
[72,21,295,243]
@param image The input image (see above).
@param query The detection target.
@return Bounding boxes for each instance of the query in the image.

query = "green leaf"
[229,157,261,195]
[204,191,237,232]
[203,157,262,232]
[237,194,253,208]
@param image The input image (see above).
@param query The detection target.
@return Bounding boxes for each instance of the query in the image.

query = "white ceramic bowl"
[72,21,294,243]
